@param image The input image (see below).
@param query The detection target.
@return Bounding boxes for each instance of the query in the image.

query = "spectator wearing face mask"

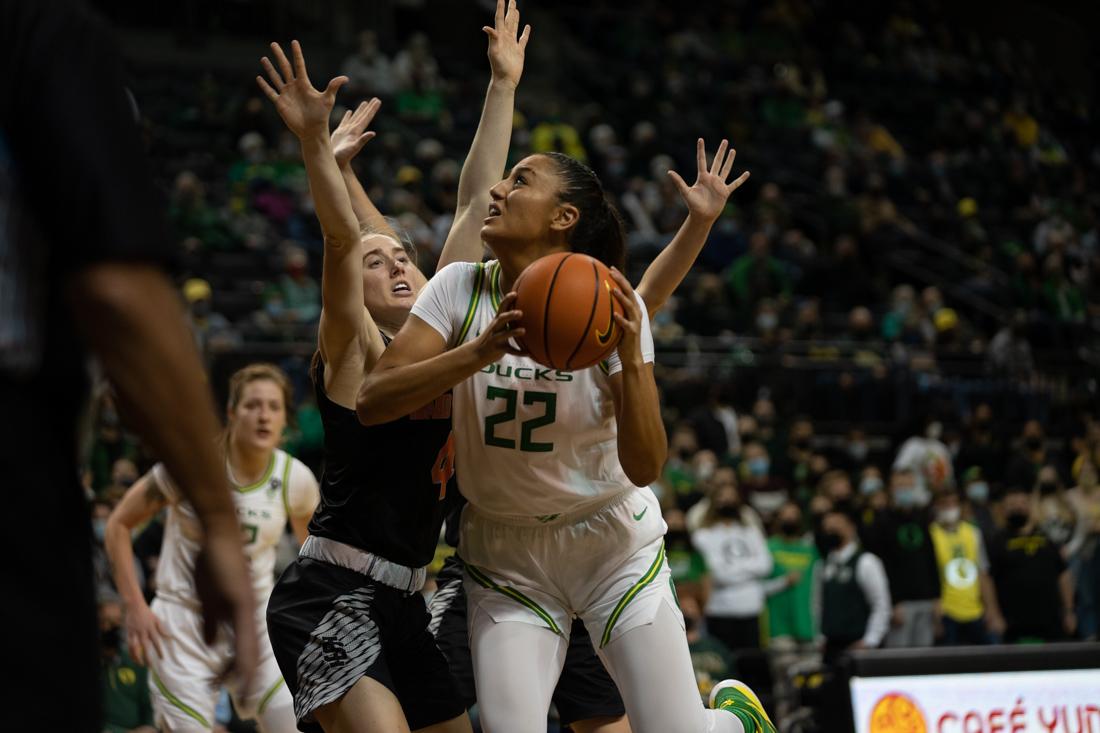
[764,502,818,646]
[664,507,710,609]
[1005,420,1054,491]
[954,403,1007,484]
[929,489,1005,645]
[989,486,1077,642]
[692,481,773,653]
[818,505,891,660]
[960,467,998,541]
[858,466,888,526]
[739,440,788,521]
[1034,465,1088,561]
[864,468,942,648]
[92,498,145,602]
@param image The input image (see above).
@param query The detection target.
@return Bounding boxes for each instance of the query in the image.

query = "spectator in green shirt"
[724,232,792,319]
[99,599,155,733]
[764,501,819,644]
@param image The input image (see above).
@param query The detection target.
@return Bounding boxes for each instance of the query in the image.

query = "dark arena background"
[70,0,1100,730]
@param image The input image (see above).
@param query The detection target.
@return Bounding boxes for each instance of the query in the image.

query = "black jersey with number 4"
[308,355,456,568]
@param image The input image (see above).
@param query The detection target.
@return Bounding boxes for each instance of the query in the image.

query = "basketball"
[512,252,624,371]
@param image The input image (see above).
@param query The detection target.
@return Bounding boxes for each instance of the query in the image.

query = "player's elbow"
[622,450,664,487]
[355,376,389,426]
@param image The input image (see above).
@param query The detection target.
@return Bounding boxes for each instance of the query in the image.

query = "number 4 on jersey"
[432,431,456,500]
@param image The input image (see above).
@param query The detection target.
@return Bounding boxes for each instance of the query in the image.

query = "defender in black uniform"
[257,40,468,731]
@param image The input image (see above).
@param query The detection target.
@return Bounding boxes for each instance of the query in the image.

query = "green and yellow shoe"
[709,679,776,733]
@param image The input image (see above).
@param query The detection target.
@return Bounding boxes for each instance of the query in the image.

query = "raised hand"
[667,138,751,223]
[484,0,531,90]
[257,40,348,139]
[331,98,381,168]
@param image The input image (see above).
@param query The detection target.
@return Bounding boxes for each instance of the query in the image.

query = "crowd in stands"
[87,0,1098,729]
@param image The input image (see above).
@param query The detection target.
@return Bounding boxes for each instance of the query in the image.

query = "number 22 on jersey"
[483,386,557,452]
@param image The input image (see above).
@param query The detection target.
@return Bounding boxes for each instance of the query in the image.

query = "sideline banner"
[851,669,1100,732]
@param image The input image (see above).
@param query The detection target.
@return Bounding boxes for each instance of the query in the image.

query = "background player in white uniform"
[105,363,320,732]
[358,146,772,733]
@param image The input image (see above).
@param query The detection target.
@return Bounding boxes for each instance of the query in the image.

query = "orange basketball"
[513,252,624,371]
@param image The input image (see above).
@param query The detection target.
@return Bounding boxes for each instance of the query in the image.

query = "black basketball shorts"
[267,556,466,732]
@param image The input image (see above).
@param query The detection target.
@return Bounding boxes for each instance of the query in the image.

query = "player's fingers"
[270,42,294,83]
[483,26,498,41]
[666,169,690,198]
[695,137,706,173]
[256,76,279,104]
[499,291,519,311]
[612,312,635,332]
[727,170,751,192]
[290,39,310,83]
[362,97,382,124]
[339,109,352,126]
[507,0,519,33]
[610,286,638,319]
[260,57,285,89]
[608,266,634,296]
[128,631,145,665]
[356,132,376,148]
[324,76,349,101]
[494,309,523,328]
[518,24,532,50]
[494,0,505,28]
[710,139,728,176]
[719,147,737,180]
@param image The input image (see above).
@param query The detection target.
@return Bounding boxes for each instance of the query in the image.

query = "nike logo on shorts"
[633,507,648,521]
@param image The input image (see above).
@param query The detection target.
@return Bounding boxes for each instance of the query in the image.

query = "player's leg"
[554,618,629,733]
[598,601,746,733]
[145,601,221,732]
[266,558,414,732]
[470,604,568,733]
[386,581,469,732]
[314,676,411,733]
[579,533,770,733]
[426,554,478,710]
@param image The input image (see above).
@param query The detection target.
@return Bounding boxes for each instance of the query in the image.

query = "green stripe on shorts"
[258,677,286,714]
[466,563,563,635]
[600,542,665,648]
[152,669,210,727]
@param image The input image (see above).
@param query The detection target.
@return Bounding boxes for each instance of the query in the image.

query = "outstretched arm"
[438,0,531,269]
[331,98,398,241]
[636,138,750,317]
[258,41,385,405]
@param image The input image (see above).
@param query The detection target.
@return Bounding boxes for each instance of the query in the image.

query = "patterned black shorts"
[267,557,465,732]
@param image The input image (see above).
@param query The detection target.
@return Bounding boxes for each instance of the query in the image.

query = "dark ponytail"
[542,152,626,271]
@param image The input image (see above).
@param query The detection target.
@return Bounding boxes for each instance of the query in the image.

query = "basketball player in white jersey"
[105,363,320,732]
[356,146,773,733]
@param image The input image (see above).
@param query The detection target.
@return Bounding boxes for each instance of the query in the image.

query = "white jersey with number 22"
[411,260,654,520]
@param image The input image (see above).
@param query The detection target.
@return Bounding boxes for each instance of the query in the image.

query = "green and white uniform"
[146,450,319,732]
[413,262,732,733]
